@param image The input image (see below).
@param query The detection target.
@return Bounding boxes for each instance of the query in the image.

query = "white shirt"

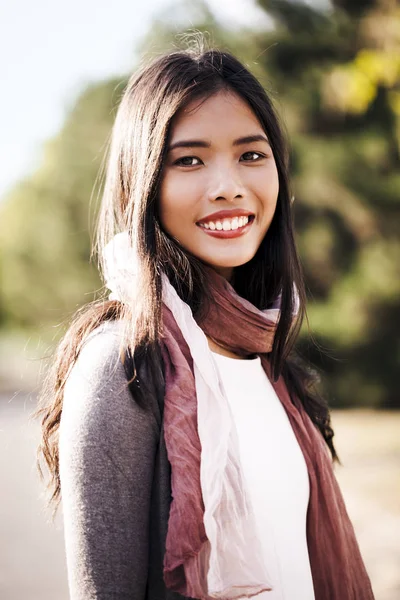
[211,351,315,600]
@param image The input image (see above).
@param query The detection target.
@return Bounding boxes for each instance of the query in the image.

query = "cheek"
[158,174,177,228]
[253,163,280,214]
[266,159,280,194]
[158,173,198,232]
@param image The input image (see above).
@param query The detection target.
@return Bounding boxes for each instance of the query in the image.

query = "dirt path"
[331,410,400,600]
[1,394,399,599]
[0,392,68,600]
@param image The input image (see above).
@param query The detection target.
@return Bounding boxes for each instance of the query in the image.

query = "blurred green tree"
[254,0,400,407]
[0,79,124,336]
[0,0,398,406]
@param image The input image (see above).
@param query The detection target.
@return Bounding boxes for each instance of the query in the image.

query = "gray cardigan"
[59,320,188,599]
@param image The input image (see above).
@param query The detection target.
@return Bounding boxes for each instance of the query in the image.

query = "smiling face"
[158,89,280,281]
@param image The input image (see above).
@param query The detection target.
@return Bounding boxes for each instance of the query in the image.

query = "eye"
[174,156,203,167]
[241,151,265,162]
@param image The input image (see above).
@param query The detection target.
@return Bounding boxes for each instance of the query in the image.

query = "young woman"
[36,43,375,600]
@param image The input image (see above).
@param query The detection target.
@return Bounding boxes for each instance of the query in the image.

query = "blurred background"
[0,0,399,598]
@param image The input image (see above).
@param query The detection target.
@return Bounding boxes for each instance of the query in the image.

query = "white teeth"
[199,215,251,231]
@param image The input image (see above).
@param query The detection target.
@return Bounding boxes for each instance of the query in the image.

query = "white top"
[211,351,315,600]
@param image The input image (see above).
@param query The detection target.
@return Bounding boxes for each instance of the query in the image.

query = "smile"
[196,215,255,239]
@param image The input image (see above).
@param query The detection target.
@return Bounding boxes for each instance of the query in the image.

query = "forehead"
[169,90,263,139]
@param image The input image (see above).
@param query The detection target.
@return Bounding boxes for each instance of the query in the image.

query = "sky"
[0,0,271,202]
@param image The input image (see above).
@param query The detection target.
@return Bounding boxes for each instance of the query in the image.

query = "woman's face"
[158,89,279,281]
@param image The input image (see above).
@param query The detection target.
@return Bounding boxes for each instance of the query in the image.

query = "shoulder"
[61,319,159,441]
[68,319,126,388]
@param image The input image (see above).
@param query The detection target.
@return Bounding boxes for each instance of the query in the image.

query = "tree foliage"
[255,0,400,407]
[0,79,125,332]
[0,0,398,406]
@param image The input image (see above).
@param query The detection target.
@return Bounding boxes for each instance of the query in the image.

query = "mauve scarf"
[104,232,374,600]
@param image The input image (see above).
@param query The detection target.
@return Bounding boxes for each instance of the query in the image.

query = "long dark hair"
[35,36,339,512]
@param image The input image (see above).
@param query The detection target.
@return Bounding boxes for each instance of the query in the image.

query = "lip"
[197,215,255,238]
[196,208,254,225]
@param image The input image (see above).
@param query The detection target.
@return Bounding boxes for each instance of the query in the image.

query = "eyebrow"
[167,134,270,152]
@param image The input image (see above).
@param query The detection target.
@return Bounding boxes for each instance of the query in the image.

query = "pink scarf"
[103,233,374,600]
[159,268,374,600]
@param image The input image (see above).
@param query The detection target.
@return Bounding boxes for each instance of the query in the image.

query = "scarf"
[104,232,375,600]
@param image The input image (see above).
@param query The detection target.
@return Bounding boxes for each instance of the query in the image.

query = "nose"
[207,163,245,202]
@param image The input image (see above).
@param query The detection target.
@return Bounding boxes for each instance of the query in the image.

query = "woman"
[36,42,374,600]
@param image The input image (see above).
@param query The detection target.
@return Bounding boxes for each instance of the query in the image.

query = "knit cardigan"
[60,319,189,599]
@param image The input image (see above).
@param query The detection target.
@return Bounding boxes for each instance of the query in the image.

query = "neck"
[205,334,257,360]
[211,265,234,283]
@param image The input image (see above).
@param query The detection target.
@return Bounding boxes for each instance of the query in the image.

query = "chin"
[206,251,256,269]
